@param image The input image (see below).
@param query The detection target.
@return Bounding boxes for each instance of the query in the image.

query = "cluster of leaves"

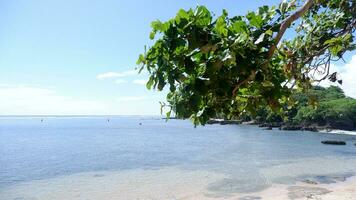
[138,0,355,125]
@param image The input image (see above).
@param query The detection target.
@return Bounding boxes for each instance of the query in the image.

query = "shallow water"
[0,116,356,198]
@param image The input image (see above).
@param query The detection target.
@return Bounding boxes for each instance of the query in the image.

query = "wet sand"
[1,167,356,200]
[241,175,356,200]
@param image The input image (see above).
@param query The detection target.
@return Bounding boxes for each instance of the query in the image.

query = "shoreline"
[207,119,356,136]
[241,175,356,200]
[1,168,356,200]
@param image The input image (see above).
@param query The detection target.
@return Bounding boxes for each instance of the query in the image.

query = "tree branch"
[232,0,315,97]
[268,0,315,59]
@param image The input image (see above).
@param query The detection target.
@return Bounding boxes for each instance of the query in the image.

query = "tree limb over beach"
[138,0,356,125]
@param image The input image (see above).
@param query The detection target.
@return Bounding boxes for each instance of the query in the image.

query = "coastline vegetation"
[238,86,356,131]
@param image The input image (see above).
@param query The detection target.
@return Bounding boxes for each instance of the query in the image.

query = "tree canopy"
[239,85,356,131]
[138,0,356,125]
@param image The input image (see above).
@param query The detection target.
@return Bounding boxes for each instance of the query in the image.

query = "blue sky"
[0,0,355,115]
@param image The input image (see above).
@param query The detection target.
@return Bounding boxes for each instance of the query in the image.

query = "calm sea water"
[1,116,356,195]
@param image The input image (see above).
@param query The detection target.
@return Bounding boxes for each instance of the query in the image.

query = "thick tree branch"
[268,0,315,59]
[232,0,315,97]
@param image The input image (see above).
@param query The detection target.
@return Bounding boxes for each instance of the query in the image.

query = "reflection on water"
[0,116,356,198]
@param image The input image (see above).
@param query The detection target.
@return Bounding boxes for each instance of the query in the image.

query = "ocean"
[0,116,356,199]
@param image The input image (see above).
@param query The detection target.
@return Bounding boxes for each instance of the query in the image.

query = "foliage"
[138,0,355,125]
[249,86,356,130]
[294,98,356,130]
[292,86,354,126]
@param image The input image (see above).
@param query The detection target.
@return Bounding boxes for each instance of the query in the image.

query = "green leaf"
[246,12,263,28]
[194,6,212,26]
[330,45,343,56]
[136,54,145,65]
[151,20,169,32]
[231,21,247,33]
[149,31,156,40]
[214,15,228,37]
[262,81,274,87]
[176,9,189,20]
[166,110,172,120]
[146,76,154,89]
[265,29,273,36]
[279,1,288,13]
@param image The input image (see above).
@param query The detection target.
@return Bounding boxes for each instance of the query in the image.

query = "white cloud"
[133,79,147,85]
[0,85,166,115]
[0,85,107,115]
[115,79,128,84]
[318,55,356,98]
[97,70,137,80]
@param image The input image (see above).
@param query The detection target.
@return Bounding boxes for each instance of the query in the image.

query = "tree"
[294,98,356,130]
[137,0,355,125]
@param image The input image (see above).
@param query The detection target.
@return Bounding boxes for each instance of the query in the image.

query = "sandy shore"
[1,167,356,200]
[239,175,356,200]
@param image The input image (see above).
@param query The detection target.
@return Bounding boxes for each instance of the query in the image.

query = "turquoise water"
[1,116,356,195]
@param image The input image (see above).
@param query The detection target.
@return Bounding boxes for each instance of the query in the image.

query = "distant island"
[208,86,356,132]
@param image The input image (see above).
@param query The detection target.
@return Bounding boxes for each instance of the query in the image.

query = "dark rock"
[263,127,273,130]
[280,125,302,131]
[258,123,268,127]
[329,118,355,131]
[301,127,318,132]
[321,140,346,145]
[258,122,283,128]
[207,119,241,125]
[207,120,216,124]
[259,123,270,127]
[161,117,177,119]
[259,123,281,128]
[220,120,241,125]
[302,179,318,185]
[207,119,223,124]
[313,175,347,184]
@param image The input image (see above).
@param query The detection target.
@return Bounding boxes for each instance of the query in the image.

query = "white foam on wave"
[319,129,356,136]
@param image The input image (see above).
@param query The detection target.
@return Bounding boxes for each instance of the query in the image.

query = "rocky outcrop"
[207,119,241,125]
[321,140,346,145]
[279,125,319,132]
[258,123,281,128]
[328,119,355,131]
[301,127,318,132]
[279,125,302,131]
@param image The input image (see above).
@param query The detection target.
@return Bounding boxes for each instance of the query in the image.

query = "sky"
[0,0,355,115]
